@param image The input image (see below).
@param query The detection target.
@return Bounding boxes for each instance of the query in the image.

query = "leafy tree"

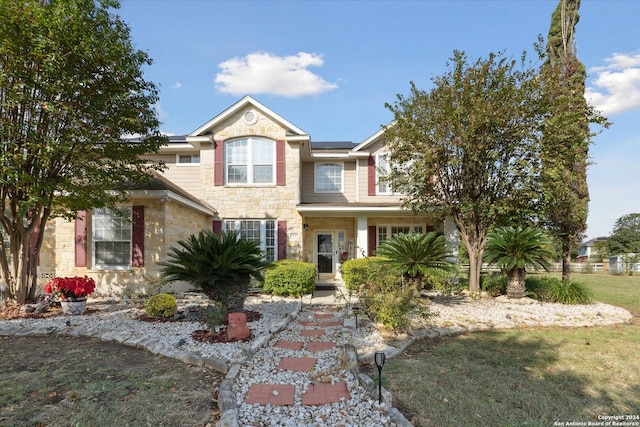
[484,226,554,298]
[0,0,165,303]
[385,50,544,294]
[608,213,640,254]
[374,232,453,290]
[539,0,609,281]
[159,230,269,313]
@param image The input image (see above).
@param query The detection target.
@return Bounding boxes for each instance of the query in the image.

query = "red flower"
[44,276,96,300]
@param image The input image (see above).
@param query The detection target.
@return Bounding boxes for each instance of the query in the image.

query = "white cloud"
[214,51,338,98]
[172,81,182,89]
[585,52,640,115]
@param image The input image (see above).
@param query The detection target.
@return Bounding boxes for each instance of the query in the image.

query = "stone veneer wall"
[36,199,211,295]
[200,108,304,260]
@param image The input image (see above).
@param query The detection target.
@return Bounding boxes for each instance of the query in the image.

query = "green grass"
[384,273,640,427]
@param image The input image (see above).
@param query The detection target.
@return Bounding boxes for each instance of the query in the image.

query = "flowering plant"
[44,276,96,300]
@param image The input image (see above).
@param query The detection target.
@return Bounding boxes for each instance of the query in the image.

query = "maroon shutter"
[75,211,87,267]
[368,225,377,256]
[131,206,145,267]
[368,155,376,196]
[276,139,286,186]
[427,225,435,233]
[214,139,224,186]
[277,220,287,260]
[212,220,222,235]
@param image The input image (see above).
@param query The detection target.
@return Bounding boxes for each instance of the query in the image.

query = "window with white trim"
[224,219,276,261]
[177,154,200,164]
[93,208,131,268]
[377,225,424,245]
[226,138,274,184]
[315,163,343,193]
[376,153,392,194]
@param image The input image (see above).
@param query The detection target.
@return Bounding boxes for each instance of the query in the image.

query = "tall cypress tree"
[540,0,608,281]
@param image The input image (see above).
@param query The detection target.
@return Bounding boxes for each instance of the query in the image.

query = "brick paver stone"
[273,340,304,350]
[318,321,342,327]
[299,329,325,337]
[302,382,349,405]
[298,321,320,326]
[277,357,317,372]
[244,384,295,405]
[306,341,336,352]
[314,313,334,319]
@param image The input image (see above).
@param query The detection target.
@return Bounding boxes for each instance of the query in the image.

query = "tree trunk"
[506,268,526,299]
[562,237,572,281]
[458,226,486,295]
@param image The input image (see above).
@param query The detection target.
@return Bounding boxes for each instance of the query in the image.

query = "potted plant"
[44,276,96,315]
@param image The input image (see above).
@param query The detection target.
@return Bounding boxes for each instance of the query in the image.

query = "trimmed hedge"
[341,257,387,292]
[263,260,316,297]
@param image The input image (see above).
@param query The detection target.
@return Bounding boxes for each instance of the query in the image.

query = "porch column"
[444,216,459,263]
[356,216,368,258]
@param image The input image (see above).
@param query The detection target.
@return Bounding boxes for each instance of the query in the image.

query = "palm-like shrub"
[374,232,453,290]
[483,226,553,299]
[158,230,268,312]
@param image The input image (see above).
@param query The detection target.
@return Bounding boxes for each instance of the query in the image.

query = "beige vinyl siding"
[146,153,202,199]
[301,160,357,203]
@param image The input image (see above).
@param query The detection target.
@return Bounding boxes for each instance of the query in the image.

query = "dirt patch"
[0,335,223,426]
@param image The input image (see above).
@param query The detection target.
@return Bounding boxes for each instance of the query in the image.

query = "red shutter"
[277,220,287,260]
[214,139,224,186]
[368,225,377,256]
[131,206,145,267]
[276,139,286,186]
[212,220,222,235]
[427,225,435,233]
[75,211,87,267]
[368,155,376,196]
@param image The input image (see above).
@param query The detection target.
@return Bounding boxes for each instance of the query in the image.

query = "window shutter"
[75,211,87,267]
[427,225,435,233]
[368,155,376,196]
[368,225,376,256]
[214,139,224,186]
[131,206,145,267]
[212,220,222,235]
[276,139,286,186]
[277,220,287,260]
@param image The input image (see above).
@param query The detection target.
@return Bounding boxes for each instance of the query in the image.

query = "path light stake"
[374,350,386,405]
[352,305,360,329]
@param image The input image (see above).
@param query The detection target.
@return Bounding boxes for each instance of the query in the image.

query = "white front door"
[316,232,334,278]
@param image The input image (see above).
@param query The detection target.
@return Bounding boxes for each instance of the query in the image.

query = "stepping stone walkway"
[227,305,401,426]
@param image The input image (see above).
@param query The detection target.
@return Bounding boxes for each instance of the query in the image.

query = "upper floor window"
[315,163,343,193]
[376,153,392,194]
[177,154,200,165]
[226,138,274,184]
[93,208,131,269]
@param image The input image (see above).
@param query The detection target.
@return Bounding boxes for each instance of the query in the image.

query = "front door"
[316,232,334,278]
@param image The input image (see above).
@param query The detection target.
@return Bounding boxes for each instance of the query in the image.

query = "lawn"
[384,273,640,427]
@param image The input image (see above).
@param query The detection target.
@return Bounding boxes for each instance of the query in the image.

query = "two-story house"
[39,96,454,294]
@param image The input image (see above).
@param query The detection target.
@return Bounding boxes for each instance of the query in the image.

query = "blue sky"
[117,0,639,241]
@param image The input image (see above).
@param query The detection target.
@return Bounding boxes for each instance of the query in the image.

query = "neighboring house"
[577,236,608,261]
[38,96,456,293]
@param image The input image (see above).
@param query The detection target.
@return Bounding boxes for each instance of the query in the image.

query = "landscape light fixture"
[352,305,360,329]
[374,350,386,404]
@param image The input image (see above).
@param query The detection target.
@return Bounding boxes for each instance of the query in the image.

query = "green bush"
[525,276,594,304]
[144,293,178,318]
[263,260,316,297]
[481,273,507,297]
[423,267,463,293]
[197,303,226,330]
[341,257,386,293]
[358,273,416,331]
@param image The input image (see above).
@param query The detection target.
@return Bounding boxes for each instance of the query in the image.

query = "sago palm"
[483,226,553,299]
[374,232,453,290]
[159,230,269,312]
